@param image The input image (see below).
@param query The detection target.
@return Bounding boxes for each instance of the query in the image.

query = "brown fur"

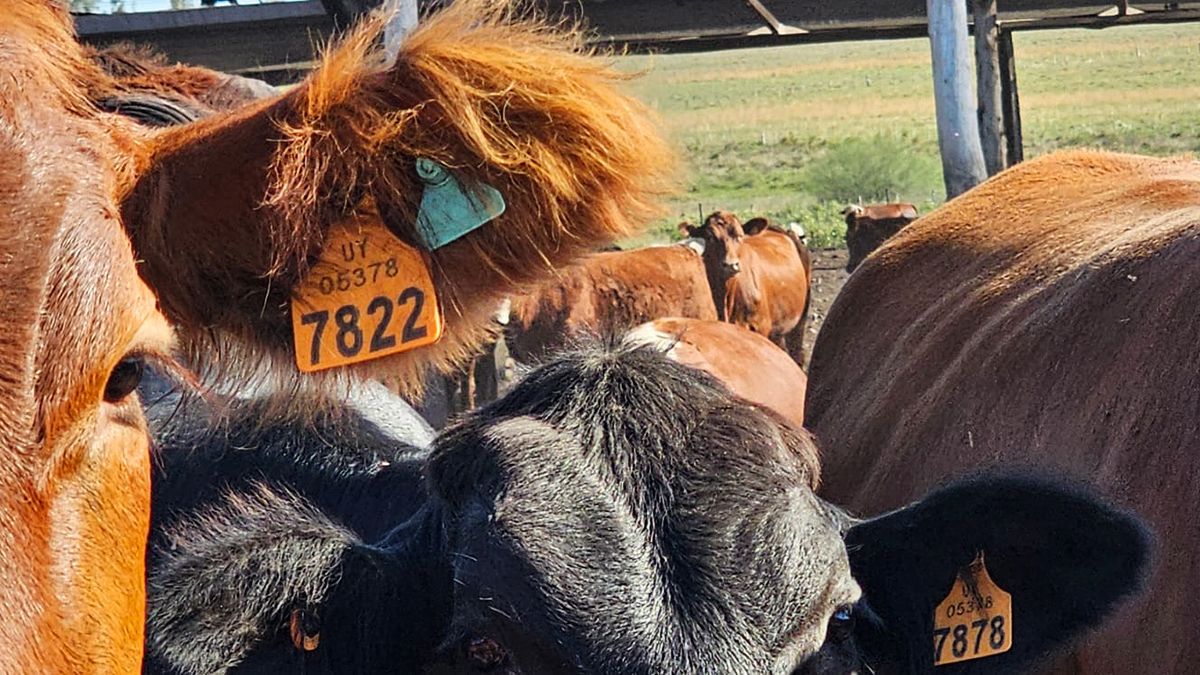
[806,149,1200,674]
[0,4,174,671]
[87,42,274,114]
[119,1,675,403]
[627,317,808,432]
[0,0,673,668]
[506,245,717,363]
[689,211,812,364]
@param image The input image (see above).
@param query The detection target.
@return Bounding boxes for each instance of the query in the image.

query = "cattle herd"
[1,1,1195,673]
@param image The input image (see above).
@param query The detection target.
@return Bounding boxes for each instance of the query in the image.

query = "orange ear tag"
[932,552,1013,666]
[290,215,443,373]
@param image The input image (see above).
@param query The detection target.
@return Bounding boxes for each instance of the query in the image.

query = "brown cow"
[625,317,807,429]
[506,244,718,364]
[87,42,277,119]
[686,211,812,364]
[0,2,671,670]
[842,202,918,273]
[806,149,1200,674]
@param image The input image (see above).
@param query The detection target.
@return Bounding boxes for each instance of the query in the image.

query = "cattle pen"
[76,0,1200,174]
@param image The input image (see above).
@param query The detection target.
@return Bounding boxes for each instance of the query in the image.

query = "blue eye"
[828,605,856,641]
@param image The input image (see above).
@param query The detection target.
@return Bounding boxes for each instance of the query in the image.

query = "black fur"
[425,345,839,673]
[144,369,432,543]
[147,487,363,672]
[146,487,449,675]
[97,93,204,127]
[144,346,1151,674]
[845,471,1151,674]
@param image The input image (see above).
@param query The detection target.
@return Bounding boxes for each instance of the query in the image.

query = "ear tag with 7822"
[290,214,443,373]
[932,552,1013,666]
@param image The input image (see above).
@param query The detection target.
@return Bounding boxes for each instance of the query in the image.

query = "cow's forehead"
[0,14,154,454]
[449,438,851,673]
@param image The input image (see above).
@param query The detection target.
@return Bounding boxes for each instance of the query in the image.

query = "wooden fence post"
[928,0,988,198]
[998,28,1024,166]
[973,0,1006,175]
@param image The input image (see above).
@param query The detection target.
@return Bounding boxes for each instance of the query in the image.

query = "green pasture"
[615,23,1200,248]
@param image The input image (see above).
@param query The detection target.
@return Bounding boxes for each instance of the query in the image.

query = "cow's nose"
[723,260,741,274]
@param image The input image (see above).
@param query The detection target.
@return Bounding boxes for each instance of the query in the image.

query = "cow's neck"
[724,268,762,324]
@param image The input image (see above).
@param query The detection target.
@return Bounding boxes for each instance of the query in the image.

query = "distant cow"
[842,203,918,272]
[808,150,1200,673]
[625,317,807,429]
[685,212,812,364]
[146,343,1148,674]
[505,244,718,364]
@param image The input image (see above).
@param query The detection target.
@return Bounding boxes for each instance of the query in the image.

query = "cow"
[505,244,718,364]
[0,1,672,669]
[841,203,918,273]
[87,42,278,120]
[685,211,812,364]
[624,317,807,429]
[806,149,1200,673]
[145,342,1149,674]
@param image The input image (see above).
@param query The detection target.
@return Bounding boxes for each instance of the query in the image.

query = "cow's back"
[627,317,806,429]
[508,246,716,362]
[587,246,717,331]
[806,150,1200,673]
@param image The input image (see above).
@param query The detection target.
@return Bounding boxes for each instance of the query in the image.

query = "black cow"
[145,346,1149,674]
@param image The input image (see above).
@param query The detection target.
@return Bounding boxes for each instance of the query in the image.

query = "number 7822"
[300,288,428,367]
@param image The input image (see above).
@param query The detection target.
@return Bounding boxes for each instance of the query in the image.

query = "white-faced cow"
[0,1,671,670]
[685,212,812,364]
[807,149,1198,673]
[145,343,1148,674]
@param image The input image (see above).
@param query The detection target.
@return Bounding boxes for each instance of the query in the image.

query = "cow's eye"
[827,604,855,642]
[466,636,509,671]
[104,356,144,403]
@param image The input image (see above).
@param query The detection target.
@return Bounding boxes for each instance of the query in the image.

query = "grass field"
[614,23,1200,247]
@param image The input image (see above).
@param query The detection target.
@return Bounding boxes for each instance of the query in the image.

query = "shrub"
[801,135,944,205]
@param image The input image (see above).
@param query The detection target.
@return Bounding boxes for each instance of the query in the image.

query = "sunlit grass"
[615,23,1200,247]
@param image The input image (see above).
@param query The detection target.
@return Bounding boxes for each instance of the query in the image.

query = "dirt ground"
[801,248,851,368]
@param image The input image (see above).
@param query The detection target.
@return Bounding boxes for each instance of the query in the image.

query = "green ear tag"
[414,158,506,250]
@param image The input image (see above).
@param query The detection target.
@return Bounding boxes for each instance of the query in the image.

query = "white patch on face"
[343,379,436,449]
[205,361,435,449]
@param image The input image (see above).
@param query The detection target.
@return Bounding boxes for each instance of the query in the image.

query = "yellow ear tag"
[290,214,443,373]
[932,552,1013,666]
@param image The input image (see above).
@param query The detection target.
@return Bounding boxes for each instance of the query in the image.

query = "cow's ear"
[119,2,674,395]
[843,473,1150,673]
[678,221,698,238]
[147,486,369,673]
[146,487,444,673]
[743,217,771,236]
